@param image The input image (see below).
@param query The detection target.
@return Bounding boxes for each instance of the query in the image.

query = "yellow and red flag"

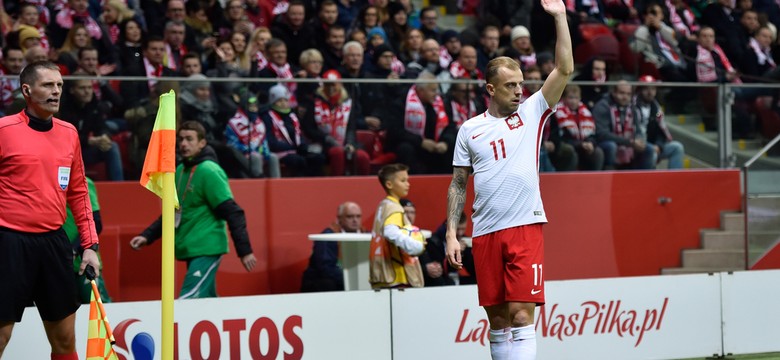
[139,90,179,208]
[86,282,118,360]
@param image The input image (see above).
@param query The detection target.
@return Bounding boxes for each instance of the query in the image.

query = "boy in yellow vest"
[369,163,426,289]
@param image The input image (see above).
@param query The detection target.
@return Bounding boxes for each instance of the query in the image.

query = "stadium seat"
[579,23,613,42]
[574,34,620,65]
[356,130,396,173]
[615,23,640,74]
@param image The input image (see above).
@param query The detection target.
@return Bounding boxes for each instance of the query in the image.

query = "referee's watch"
[85,243,99,252]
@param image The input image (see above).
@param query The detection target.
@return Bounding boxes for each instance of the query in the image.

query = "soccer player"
[0,61,101,359]
[444,0,573,358]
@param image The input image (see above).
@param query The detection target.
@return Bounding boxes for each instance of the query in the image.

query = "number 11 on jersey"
[489,138,506,161]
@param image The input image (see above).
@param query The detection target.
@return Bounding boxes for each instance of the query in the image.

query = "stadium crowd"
[1,0,779,179]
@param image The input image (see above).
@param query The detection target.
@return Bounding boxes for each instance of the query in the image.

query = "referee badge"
[58,167,71,190]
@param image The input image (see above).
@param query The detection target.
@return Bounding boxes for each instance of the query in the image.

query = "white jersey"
[453,91,553,237]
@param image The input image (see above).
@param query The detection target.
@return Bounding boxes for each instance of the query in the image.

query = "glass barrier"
[744,135,780,268]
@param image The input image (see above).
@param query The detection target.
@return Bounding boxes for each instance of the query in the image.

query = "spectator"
[271,0,317,68]
[348,27,368,50]
[406,38,453,92]
[220,0,254,38]
[13,3,50,51]
[520,65,543,102]
[56,23,92,74]
[58,78,124,181]
[476,25,500,73]
[449,45,484,80]
[553,84,605,170]
[688,26,739,131]
[312,0,340,49]
[223,89,282,178]
[389,72,454,174]
[506,25,536,70]
[296,48,325,111]
[369,163,425,289]
[701,0,745,66]
[418,6,442,41]
[301,201,364,292]
[302,69,371,175]
[245,0,273,29]
[374,0,391,24]
[423,212,476,286]
[162,21,188,72]
[541,107,578,172]
[573,57,609,109]
[100,0,136,45]
[336,0,361,30]
[23,45,48,64]
[181,52,203,76]
[322,24,347,71]
[352,5,381,35]
[183,0,217,54]
[116,19,145,73]
[49,0,111,56]
[444,79,485,127]
[440,29,461,68]
[249,26,273,73]
[206,39,249,122]
[634,75,685,169]
[179,74,220,141]
[124,81,181,177]
[593,81,656,170]
[383,1,410,53]
[478,0,533,41]
[537,51,555,79]
[120,35,177,108]
[0,47,23,114]
[631,3,688,82]
[262,83,326,176]
[574,0,607,23]
[130,121,257,299]
[339,41,373,124]
[666,0,700,46]
[742,25,779,81]
[399,28,424,64]
[73,47,123,124]
[364,43,403,127]
[15,25,42,53]
[256,39,301,103]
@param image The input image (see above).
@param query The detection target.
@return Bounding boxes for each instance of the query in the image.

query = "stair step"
[681,249,745,268]
[661,267,744,275]
[721,212,745,231]
[701,230,744,249]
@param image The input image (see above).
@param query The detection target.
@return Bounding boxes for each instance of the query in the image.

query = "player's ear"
[485,83,494,96]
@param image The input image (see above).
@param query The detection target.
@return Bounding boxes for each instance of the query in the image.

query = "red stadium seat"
[579,23,613,42]
[615,24,640,74]
[356,130,396,173]
[574,34,620,65]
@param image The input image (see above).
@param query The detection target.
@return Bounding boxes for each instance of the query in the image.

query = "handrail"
[744,132,780,168]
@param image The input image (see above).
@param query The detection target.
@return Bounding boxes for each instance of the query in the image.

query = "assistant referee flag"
[139,90,179,208]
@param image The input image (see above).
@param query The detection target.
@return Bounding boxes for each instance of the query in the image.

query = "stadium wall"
[94,170,742,301]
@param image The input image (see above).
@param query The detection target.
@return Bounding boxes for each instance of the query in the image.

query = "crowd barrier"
[91,170,745,301]
[7,269,780,359]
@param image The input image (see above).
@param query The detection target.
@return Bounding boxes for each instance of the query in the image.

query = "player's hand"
[541,0,566,16]
[425,262,443,278]
[130,236,148,250]
[80,248,101,277]
[445,232,463,270]
[241,253,257,271]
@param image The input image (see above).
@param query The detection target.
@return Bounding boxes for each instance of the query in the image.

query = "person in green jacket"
[63,177,112,303]
[129,121,257,299]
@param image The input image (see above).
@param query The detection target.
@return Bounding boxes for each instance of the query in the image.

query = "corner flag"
[139,90,179,208]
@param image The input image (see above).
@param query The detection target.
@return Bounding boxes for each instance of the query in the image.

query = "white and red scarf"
[108,23,120,44]
[696,44,735,82]
[611,104,635,164]
[227,108,267,152]
[519,52,537,69]
[749,37,776,68]
[143,57,163,91]
[449,99,476,127]
[449,60,484,80]
[439,46,452,68]
[554,102,595,141]
[164,44,187,71]
[391,56,405,75]
[313,97,352,145]
[268,109,301,156]
[0,65,17,107]
[404,86,449,141]
[55,6,103,40]
[272,0,289,16]
[666,0,699,37]
[254,51,268,72]
[269,62,297,107]
[656,32,682,66]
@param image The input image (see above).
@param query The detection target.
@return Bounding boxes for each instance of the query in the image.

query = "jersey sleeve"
[67,140,99,249]
[452,125,471,167]
[524,91,552,127]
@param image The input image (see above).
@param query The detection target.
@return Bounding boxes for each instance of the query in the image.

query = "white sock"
[510,324,537,360]
[488,327,512,360]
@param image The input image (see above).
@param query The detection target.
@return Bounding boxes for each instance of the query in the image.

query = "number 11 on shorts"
[531,263,543,286]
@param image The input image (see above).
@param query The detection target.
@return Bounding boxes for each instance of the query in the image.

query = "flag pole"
[161,171,175,360]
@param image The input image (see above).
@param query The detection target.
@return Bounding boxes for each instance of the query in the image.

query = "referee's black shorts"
[0,227,80,322]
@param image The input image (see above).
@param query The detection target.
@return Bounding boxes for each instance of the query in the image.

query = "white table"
[308,230,431,291]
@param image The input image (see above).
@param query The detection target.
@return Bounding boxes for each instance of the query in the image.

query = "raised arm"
[540,0,575,108]
[446,166,470,269]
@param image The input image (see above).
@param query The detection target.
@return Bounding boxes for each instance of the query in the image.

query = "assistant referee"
[0,61,101,360]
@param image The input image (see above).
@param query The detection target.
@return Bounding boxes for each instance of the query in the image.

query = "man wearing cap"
[17,25,42,53]
[301,69,371,175]
[634,75,685,169]
[262,83,326,176]
[506,25,536,70]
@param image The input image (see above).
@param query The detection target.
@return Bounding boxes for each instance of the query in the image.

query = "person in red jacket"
[0,61,101,360]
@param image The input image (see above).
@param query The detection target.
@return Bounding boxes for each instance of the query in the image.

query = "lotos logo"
[114,319,155,360]
[537,297,669,347]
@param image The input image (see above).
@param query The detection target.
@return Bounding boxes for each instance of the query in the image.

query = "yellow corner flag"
[86,282,118,360]
[139,90,179,208]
